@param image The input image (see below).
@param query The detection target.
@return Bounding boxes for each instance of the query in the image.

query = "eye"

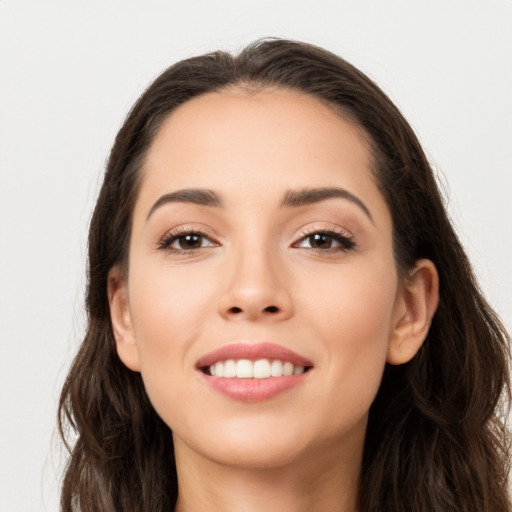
[158,230,218,252]
[294,230,355,252]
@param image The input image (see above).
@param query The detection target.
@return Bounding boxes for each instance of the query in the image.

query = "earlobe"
[387,259,439,365]
[108,267,141,372]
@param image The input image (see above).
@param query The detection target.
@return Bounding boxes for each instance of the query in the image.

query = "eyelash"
[292,228,355,253]
[157,227,355,254]
[157,228,219,253]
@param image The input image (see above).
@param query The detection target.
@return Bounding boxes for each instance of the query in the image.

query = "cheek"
[130,259,215,332]
[301,257,398,416]
[126,262,216,398]
[304,252,398,337]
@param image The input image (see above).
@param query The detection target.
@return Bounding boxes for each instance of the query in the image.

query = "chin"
[197,435,309,470]
[172,411,358,471]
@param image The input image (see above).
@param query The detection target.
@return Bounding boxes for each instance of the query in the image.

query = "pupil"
[312,233,331,248]
[180,234,201,248]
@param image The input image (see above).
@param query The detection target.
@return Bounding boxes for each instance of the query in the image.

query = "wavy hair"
[59,39,511,511]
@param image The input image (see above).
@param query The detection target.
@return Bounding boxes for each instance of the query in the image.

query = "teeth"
[283,362,294,376]
[270,360,283,377]
[208,359,307,378]
[224,359,236,378]
[236,359,253,378]
[253,359,271,379]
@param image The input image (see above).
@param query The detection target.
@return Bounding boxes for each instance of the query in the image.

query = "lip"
[197,342,313,402]
[196,342,313,368]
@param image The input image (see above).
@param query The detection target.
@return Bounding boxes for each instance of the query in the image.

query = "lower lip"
[201,373,309,402]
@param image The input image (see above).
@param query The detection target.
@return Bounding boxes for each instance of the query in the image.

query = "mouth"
[196,343,313,401]
[201,358,311,378]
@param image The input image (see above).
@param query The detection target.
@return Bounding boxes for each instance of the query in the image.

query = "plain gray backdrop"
[1,1,511,510]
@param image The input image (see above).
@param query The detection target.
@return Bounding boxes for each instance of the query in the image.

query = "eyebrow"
[147,188,222,220]
[146,186,373,222]
[281,187,373,222]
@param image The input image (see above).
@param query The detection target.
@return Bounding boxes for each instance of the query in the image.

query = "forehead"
[148,87,373,172]
[136,88,387,221]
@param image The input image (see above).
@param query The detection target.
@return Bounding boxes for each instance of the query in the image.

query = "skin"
[109,88,439,511]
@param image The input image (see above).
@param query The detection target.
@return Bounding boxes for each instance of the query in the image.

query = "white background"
[1,1,511,510]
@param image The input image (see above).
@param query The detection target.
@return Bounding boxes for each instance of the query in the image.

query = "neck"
[173,434,362,512]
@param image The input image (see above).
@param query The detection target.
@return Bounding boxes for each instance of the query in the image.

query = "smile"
[207,359,307,378]
[197,342,314,401]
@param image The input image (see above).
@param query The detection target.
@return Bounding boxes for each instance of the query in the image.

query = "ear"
[107,266,141,372]
[387,259,439,365]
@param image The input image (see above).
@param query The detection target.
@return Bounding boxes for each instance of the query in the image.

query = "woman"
[58,39,511,511]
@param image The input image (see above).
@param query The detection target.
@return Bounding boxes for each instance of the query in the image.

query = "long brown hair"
[59,39,511,511]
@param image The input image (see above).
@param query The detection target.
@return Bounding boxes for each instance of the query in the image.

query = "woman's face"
[112,88,410,470]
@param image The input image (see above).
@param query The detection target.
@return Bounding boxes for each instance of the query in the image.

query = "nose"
[217,244,294,322]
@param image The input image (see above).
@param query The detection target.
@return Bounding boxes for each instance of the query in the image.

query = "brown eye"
[178,234,203,249]
[158,231,218,252]
[295,231,355,251]
[308,233,334,249]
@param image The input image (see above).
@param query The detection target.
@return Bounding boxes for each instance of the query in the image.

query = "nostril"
[226,305,280,316]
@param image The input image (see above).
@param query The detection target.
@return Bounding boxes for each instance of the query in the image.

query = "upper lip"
[196,342,314,369]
